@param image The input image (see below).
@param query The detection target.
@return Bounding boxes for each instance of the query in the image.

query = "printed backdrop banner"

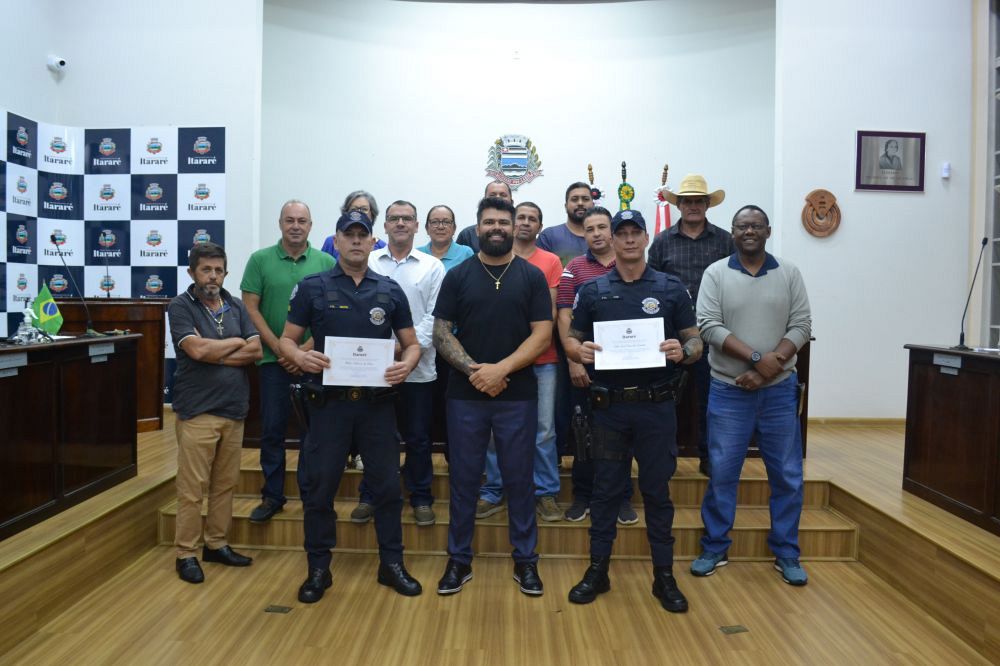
[1,110,226,359]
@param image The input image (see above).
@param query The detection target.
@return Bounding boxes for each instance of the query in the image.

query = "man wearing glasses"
[691,205,812,587]
[353,201,446,527]
[648,173,732,477]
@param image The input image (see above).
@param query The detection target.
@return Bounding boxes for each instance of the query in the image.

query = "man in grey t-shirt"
[168,242,261,584]
[690,205,812,587]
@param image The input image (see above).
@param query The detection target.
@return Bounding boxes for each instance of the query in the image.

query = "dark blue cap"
[611,209,647,233]
[336,209,373,233]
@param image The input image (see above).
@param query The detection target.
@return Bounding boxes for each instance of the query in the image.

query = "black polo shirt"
[168,285,259,421]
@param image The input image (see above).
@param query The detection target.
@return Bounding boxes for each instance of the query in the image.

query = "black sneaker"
[513,562,543,596]
[249,498,283,524]
[437,559,473,595]
[564,498,590,522]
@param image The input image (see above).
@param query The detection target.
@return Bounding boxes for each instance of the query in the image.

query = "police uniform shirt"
[571,266,695,388]
[286,264,413,363]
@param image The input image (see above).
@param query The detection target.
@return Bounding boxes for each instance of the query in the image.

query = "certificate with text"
[593,318,665,371]
[323,336,394,387]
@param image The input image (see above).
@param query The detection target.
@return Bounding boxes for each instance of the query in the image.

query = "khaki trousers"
[174,413,244,558]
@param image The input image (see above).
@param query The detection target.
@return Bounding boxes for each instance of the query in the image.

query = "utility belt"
[589,375,683,410]
[301,382,397,406]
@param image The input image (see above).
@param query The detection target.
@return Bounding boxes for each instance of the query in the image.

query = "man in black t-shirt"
[432,196,553,597]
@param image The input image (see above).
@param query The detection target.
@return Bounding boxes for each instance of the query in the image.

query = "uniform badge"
[641,297,661,314]
[369,307,386,325]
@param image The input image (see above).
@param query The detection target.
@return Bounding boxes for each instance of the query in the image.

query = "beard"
[479,230,514,257]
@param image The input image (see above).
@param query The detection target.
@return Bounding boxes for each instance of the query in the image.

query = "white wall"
[0,2,62,120]
[261,0,775,248]
[0,0,264,287]
[775,0,974,417]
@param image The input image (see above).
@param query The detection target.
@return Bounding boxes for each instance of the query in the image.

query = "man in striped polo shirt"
[555,206,636,524]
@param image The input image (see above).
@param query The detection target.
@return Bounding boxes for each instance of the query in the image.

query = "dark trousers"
[589,401,678,567]
[446,398,538,565]
[569,386,634,503]
[430,354,450,449]
[300,399,403,571]
[258,363,298,505]
[359,381,434,507]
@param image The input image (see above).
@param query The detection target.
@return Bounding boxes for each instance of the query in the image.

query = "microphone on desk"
[99,230,112,299]
[953,236,989,351]
[49,233,103,337]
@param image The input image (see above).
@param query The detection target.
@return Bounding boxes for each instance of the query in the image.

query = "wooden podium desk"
[59,298,168,432]
[903,344,1000,536]
[0,334,140,541]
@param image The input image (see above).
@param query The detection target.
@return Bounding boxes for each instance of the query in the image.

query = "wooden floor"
[4,416,1000,664]
[3,549,987,665]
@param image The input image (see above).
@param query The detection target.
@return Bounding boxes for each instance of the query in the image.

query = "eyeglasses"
[428,219,454,227]
[387,215,416,223]
[733,222,768,232]
[349,206,371,215]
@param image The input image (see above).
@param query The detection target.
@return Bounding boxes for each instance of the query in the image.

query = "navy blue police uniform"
[571,263,695,570]
[287,262,413,573]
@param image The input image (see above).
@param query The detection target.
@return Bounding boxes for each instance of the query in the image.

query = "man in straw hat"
[649,174,733,478]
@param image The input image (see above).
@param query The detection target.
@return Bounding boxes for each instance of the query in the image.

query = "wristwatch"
[750,351,762,363]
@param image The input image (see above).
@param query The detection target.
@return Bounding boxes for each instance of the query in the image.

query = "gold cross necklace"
[477,254,513,291]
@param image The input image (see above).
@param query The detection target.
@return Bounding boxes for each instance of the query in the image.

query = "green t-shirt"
[240,241,336,364]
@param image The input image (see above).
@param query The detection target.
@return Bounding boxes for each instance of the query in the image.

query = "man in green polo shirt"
[241,199,336,522]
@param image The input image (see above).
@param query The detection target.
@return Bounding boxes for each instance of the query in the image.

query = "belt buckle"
[348,387,363,401]
[622,387,640,403]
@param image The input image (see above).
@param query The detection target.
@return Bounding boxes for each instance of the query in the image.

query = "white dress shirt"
[369,246,445,383]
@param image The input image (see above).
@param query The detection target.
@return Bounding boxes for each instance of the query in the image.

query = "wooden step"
[235,466,830,508]
[158,494,857,561]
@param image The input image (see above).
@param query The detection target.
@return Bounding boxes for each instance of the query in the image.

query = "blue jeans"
[359,381,433,506]
[447,398,538,565]
[480,364,560,501]
[258,363,298,505]
[700,374,803,558]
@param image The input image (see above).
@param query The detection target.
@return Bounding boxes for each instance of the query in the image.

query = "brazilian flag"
[32,284,64,335]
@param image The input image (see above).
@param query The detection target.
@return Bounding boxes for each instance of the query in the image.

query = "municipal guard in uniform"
[563,209,703,613]
[278,209,424,604]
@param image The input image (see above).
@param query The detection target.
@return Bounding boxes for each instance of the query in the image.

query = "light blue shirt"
[417,241,473,273]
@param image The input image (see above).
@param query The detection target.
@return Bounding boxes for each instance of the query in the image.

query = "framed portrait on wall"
[855,131,925,192]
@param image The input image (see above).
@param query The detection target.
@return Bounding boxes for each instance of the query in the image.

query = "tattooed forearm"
[678,326,703,363]
[433,318,476,376]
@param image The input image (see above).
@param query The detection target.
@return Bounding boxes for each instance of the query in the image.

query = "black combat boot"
[568,556,611,604]
[652,566,689,613]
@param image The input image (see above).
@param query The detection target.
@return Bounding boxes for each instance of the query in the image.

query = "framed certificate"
[322,336,394,387]
[593,318,665,371]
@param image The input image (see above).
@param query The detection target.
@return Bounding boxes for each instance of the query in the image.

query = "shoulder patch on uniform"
[641,297,661,314]
[369,307,387,325]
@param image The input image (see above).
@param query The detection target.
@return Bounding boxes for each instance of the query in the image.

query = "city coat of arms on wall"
[485,134,543,190]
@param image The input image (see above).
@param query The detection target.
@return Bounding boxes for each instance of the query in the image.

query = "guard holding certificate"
[563,209,702,613]
[279,209,424,604]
